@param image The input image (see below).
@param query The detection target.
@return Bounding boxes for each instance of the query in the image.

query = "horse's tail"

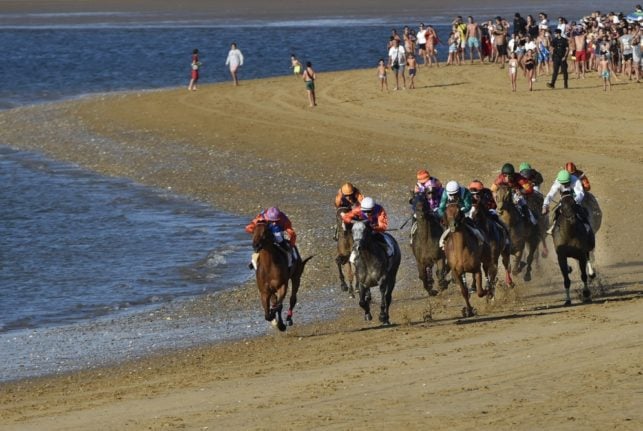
[301,255,314,268]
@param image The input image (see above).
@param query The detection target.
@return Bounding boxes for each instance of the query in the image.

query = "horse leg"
[523,240,538,282]
[379,278,392,325]
[558,254,572,306]
[336,255,349,292]
[420,264,438,296]
[512,247,525,275]
[437,259,449,290]
[358,283,372,321]
[475,270,487,298]
[579,255,591,304]
[287,276,301,327]
[454,270,475,317]
[501,248,514,288]
[347,263,355,298]
[587,252,596,279]
[261,290,274,323]
[272,286,288,331]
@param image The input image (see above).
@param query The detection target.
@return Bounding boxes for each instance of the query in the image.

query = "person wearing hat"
[547,28,569,89]
[490,163,537,225]
[564,162,591,191]
[335,182,364,209]
[469,180,511,244]
[542,170,589,235]
[436,180,485,247]
[518,162,544,192]
[342,196,388,233]
[245,206,298,268]
[413,169,444,212]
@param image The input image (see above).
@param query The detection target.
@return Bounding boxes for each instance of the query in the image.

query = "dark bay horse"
[351,221,401,324]
[495,185,540,282]
[335,207,355,297]
[443,203,492,317]
[553,193,596,305]
[526,191,549,258]
[410,192,448,295]
[252,222,313,331]
[470,203,513,289]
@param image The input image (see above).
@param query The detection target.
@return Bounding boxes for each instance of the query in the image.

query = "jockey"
[437,180,485,247]
[334,182,364,208]
[342,196,395,256]
[245,207,298,268]
[542,170,589,235]
[565,161,591,192]
[413,169,444,212]
[518,162,544,192]
[490,163,537,225]
[342,196,388,232]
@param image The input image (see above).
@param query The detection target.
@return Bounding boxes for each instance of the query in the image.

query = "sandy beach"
[1,0,643,429]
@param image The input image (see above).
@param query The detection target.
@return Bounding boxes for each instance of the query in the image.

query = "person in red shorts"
[188,48,201,91]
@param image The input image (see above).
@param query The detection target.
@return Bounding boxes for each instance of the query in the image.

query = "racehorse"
[552,193,596,305]
[469,202,513,289]
[443,203,492,317]
[525,191,549,258]
[252,221,313,331]
[410,192,448,296]
[495,184,540,282]
[335,207,355,297]
[351,221,401,324]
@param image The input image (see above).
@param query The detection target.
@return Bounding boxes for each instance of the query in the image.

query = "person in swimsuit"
[377,58,388,91]
[291,54,302,76]
[598,54,614,91]
[524,49,536,91]
[302,61,316,107]
[407,54,417,89]
[508,52,518,91]
[225,42,244,86]
[465,16,482,64]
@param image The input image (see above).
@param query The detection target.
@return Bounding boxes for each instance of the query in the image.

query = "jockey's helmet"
[446,181,460,196]
[519,162,531,172]
[501,163,515,175]
[557,170,571,184]
[265,207,281,221]
[416,169,430,183]
[469,180,484,194]
[361,197,375,212]
[565,162,577,173]
[341,182,354,195]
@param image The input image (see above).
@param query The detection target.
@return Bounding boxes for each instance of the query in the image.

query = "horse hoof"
[523,272,531,282]
[378,313,389,324]
[589,272,597,280]
[541,249,548,258]
[507,281,515,289]
[271,318,278,327]
[461,307,475,318]
[564,300,572,306]
[286,317,293,326]
[567,266,573,274]
[365,313,372,321]
[428,289,439,297]
[341,284,348,292]
[277,322,287,332]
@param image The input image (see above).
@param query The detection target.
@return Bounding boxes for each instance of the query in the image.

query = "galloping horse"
[335,207,355,297]
[525,191,549,258]
[410,192,448,296]
[443,203,492,317]
[351,221,401,324]
[469,202,513,289]
[552,193,596,305]
[495,184,540,282]
[252,221,313,331]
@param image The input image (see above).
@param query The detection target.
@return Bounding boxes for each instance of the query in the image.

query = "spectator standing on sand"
[425,25,440,67]
[407,54,417,89]
[573,25,588,79]
[377,59,388,91]
[547,29,569,89]
[493,16,509,68]
[598,54,615,91]
[302,61,316,107]
[508,52,518,91]
[388,38,407,90]
[225,42,244,86]
[188,48,201,91]
[465,16,482,63]
[416,23,429,65]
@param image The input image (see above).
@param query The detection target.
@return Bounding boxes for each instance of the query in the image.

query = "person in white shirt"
[388,39,407,90]
[542,169,587,234]
[416,23,429,65]
[225,42,244,86]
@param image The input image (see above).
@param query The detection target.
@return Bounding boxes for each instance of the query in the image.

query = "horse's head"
[494,184,511,213]
[411,191,433,220]
[445,202,463,233]
[351,220,371,252]
[252,221,274,251]
[559,192,577,222]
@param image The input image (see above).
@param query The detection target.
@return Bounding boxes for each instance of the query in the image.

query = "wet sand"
[1,26,642,431]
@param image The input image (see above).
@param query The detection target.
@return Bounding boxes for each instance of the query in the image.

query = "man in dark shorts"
[493,16,508,68]
[547,29,569,89]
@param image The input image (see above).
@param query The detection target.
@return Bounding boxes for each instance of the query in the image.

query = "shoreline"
[1,62,642,428]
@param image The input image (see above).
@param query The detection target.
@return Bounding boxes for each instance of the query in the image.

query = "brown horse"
[410,191,448,295]
[252,221,312,331]
[335,207,355,297]
[526,191,549,258]
[552,193,595,305]
[470,203,513,289]
[495,185,540,282]
[443,203,491,317]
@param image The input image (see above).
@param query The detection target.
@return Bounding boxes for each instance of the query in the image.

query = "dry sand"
[1,48,643,430]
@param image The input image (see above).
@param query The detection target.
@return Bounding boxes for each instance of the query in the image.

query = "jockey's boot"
[410,218,417,245]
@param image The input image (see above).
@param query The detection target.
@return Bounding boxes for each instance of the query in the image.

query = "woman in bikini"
[508,52,518,92]
[524,49,536,91]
